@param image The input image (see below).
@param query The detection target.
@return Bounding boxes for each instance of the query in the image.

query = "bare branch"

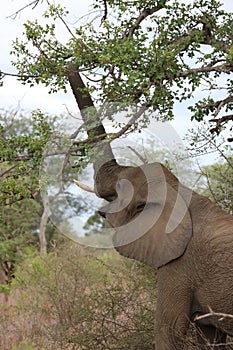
[56,150,71,181]
[8,0,43,19]
[73,179,95,193]
[0,71,40,80]
[113,104,149,139]
[124,2,167,38]
[195,307,233,322]
[55,6,77,39]
[127,146,148,164]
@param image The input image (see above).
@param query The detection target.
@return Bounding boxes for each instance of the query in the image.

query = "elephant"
[93,160,233,349]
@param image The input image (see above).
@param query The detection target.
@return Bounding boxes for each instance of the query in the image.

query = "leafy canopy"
[8,0,233,130]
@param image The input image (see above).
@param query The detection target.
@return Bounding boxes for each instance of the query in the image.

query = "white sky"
[1,0,93,114]
[0,0,233,141]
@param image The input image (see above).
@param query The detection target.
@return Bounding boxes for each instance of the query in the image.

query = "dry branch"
[194,307,233,322]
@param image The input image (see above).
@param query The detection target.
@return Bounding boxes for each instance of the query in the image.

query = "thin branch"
[39,193,50,255]
[195,307,233,322]
[173,63,233,80]
[112,104,149,139]
[205,95,233,117]
[127,146,148,164]
[210,114,233,124]
[124,2,167,38]
[0,65,94,82]
[56,149,71,180]
[8,0,43,19]
[0,71,40,79]
[0,164,19,177]
[198,167,219,203]
[55,7,77,39]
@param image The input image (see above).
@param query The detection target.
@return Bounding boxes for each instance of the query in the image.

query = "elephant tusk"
[73,179,95,193]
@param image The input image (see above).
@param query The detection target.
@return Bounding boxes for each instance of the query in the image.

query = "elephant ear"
[103,165,193,268]
[144,182,192,267]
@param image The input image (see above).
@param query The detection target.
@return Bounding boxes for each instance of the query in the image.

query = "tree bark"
[39,194,50,254]
[67,62,122,199]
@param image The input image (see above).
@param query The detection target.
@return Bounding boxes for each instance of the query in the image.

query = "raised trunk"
[67,63,124,200]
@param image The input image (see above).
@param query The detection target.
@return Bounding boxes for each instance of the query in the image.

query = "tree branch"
[67,62,116,171]
[124,2,167,38]
[8,0,43,19]
[173,63,233,80]
[101,0,108,22]
[205,96,233,118]
[0,164,19,177]
[127,146,148,164]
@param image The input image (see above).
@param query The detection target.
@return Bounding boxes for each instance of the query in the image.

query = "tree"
[0,0,232,255]
[0,109,53,206]
[1,0,232,146]
[0,109,81,279]
[202,158,233,213]
[0,0,231,252]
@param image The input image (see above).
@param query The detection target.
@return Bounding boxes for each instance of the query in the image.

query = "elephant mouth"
[112,203,160,248]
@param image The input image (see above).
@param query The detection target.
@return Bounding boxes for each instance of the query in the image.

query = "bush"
[0,243,156,350]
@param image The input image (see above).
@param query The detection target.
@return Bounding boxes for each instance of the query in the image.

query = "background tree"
[184,120,233,212]
[0,109,83,278]
[202,158,233,213]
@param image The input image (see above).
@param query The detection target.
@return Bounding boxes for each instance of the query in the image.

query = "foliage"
[201,156,233,213]
[0,199,40,281]
[4,0,232,139]
[0,109,55,205]
[0,244,156,350]
[184,120,233,212]
[0,109,77,274]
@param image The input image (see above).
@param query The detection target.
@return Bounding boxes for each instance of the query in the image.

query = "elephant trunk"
[68,63,124,201]
[94,159,127,201]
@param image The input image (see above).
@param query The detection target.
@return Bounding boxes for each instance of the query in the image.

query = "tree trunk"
[39,194,50,254]
[67,63,123,200]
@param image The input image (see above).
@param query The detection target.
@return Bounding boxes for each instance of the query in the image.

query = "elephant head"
[96,161,192,267]
[67,62,192,268]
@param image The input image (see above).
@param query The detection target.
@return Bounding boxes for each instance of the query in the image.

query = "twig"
[56,149,71,180]
[124,3,166,38]
[8,0,43,19]
[127,146,148,164]
[0,164,19,177]
[195,307,233,322]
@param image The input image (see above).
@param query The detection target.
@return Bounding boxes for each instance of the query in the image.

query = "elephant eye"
[135,202,146,212]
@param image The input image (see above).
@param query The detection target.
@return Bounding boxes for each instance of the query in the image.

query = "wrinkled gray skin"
[96,161,233,350]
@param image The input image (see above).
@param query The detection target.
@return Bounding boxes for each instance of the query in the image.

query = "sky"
[1,0,233,146]
[1,0,93,114]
